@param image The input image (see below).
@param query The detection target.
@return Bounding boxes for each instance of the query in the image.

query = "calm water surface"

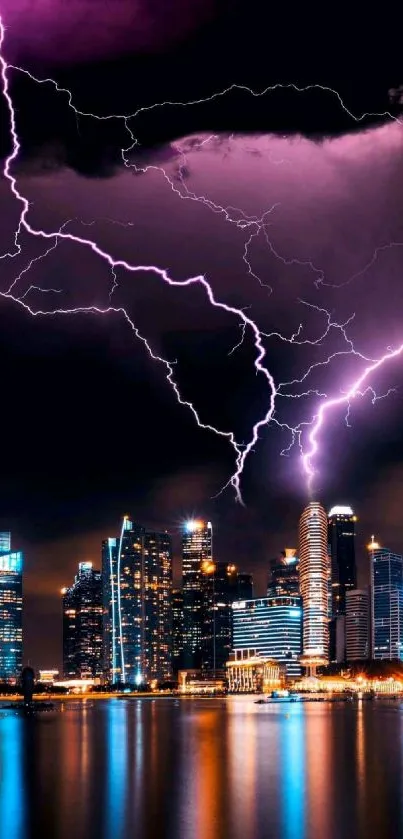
[0,696,402,839]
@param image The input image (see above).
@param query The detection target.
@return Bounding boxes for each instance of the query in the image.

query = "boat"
[255,690,302,704]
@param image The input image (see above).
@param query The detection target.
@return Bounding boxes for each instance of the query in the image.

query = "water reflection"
[280,706,306,839]
[0,699,403,839]
[104,700,128,839]
[0,715,25,839]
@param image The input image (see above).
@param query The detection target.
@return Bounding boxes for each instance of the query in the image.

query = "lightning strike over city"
[1,5,403,839]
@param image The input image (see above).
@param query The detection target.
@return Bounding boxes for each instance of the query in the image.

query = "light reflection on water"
[0,698,402,839]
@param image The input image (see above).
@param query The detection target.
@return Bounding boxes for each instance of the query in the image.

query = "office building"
[369,540,403,661]
[201,562,239,672]
[182,520,213,668]
[0,533,11,553]
[62,562,103,679]
[103,516,173,685]
[299,501,329,669]
[0,540,23,682]
[172,588,184,673]
[328,506,357,616]
[267,549,299,597]
[237,572,253,601]
[231,596,302,677]
[345,589,370,661]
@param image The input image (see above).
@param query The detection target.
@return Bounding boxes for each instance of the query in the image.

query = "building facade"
[345,588,369,661]
[182,520,213,669]
[102,516,173,684]
[172,588,184,673]
[231,596,302,677]
[201,562,239,672]
[328,506,357,615]
[226,649,285,693]
[0,541,23,682]
[299,502,329,668]
[62,562,103,679]
[370,544,403,661]
[237,573,253,601]
[267,549,299,597]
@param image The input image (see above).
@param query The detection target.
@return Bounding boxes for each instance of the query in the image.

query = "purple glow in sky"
[1,0,215,63]
[1,14,403,504]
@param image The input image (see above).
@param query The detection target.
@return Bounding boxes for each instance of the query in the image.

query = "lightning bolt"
[1,16,403,503]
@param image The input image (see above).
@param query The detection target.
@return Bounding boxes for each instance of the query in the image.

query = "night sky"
[1,2,403,669]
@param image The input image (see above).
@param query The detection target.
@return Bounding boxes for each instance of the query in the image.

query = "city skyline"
[3,497,400,671]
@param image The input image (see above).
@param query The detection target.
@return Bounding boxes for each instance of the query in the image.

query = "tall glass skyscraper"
[62,562,103,679]
[232,596,302,678]
[172,588,184,673]
[370,542,403,661]
[299,501,329,669]
[328,506,357,616]
[345,588,369,661]
[182,520,212,668]
[201,562,239,672]
[0,534,23,682]
[102,516,173,684]
[267,549,299,597]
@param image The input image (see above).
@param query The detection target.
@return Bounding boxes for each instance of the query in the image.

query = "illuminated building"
[267,549,299,597]
[201,562,239,672]
[0,540,23,682]
[237,572,253,600]
[345,589,370,661]
[172,588,184,672]
[328,505,357,662]
[369,540,403,661]
[231,596,302,677]
[38,670,59,684]
[226,649,284,693]
[182,520,212,668]
[299,501,329,670]
[102,517,173,684]
[0,532,11,553]
[62,562,103,679]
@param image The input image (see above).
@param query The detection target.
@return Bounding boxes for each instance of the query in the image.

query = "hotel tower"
[299,502,329,672]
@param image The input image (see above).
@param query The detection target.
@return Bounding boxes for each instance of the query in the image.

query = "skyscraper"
[201,562,239,672]
[328,506,357,615]
[103,516,173,684]
[172,588,184,673]
[267,549,299,597]
[345,589,370,661]
[0,537,23,682]
[237,573,253,601]
[62,562,103,679]
[182,520,212,668]
[232,596,302,678]
[299,501,329,669]
[370,540,403,661]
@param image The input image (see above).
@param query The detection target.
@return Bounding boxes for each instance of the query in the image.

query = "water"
[0,696,402,839]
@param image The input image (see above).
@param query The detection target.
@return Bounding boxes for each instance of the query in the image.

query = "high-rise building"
[328,505,357,615]
[102,516,173,684]
[0,533,11,553]
[267,549,299,597]
[62,562,103,679]
[299,501,329,669]
[369,540,403,661]
[237,573,253,601]
[232,596,302,678]
[182,520,212,669]
[172,588,184,673]
[0,537,23,682]
[201,562,239,672]
[345,589,370,661]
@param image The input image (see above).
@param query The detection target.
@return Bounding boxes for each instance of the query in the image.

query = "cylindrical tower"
[299,501,329,670]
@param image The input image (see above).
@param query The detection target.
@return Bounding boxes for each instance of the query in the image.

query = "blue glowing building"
[370,542,403,661]
[0,533,23,682]
[232,596,302,678]
[102,517,173,685]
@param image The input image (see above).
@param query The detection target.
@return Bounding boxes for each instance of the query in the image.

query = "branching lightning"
[1,15,403,502]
